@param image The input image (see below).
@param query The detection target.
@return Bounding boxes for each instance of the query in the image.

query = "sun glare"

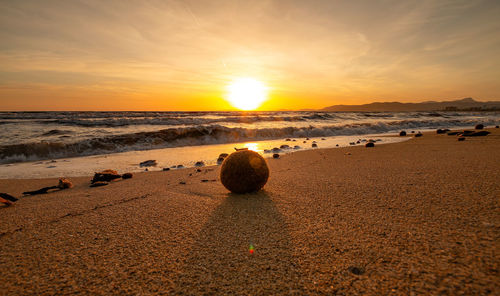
[226,78,268,111]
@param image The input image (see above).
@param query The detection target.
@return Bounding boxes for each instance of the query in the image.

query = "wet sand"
[1,129,499,295]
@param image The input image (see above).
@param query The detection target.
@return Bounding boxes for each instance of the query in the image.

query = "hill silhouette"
[321,98,500,112]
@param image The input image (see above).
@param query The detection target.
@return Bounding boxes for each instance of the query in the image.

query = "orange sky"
[1,0,500,111]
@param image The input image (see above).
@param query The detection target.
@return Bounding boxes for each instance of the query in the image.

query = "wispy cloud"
[0,0,499,110]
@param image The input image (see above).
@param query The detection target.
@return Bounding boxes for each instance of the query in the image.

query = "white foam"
[0,133,409,179]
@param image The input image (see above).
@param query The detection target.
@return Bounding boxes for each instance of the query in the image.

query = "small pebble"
[140,160,157,167]
[348,266,364,275]
[273,153,280,159]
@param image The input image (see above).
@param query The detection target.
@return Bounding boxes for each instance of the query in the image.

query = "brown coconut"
[220,150,269,193]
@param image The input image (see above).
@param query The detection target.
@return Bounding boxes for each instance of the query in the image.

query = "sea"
[0,111,498,178]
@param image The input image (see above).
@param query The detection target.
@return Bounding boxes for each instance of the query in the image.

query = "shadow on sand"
[174,190,303,294]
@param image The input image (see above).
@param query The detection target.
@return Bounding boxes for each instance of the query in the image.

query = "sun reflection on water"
[244,142,259,152]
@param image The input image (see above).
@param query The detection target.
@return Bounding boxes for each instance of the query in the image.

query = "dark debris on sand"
[0,193,18,202]
[91,170,121,183]
[23,178,74,196]
[90,181,109,187]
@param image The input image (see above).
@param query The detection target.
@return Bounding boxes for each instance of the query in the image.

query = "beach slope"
[1,129,499,295]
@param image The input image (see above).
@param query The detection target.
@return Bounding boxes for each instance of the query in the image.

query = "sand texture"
[1,129,499,295]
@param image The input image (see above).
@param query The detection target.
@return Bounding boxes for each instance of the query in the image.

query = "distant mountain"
[321,98,500,112]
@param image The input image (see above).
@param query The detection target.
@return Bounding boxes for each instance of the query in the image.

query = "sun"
[226,78,268,111]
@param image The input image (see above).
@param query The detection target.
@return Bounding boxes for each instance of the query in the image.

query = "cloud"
[0,0,499,109]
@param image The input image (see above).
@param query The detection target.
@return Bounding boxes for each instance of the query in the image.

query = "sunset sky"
[1,0,499,111]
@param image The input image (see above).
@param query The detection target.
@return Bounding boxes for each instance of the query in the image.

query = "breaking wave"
[1,117,498,164]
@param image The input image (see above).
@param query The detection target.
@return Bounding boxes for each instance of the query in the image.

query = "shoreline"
[0,132,410,179]
[1,128,499,294]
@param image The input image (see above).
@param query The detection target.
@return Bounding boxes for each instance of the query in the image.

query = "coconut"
[220,150,269,193]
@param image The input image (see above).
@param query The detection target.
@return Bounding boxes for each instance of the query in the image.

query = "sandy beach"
[1,129,499,295]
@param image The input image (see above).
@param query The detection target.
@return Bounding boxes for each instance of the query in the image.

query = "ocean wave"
[0,111,492,128]
[34,115,310,127]
[1,117,498,163]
